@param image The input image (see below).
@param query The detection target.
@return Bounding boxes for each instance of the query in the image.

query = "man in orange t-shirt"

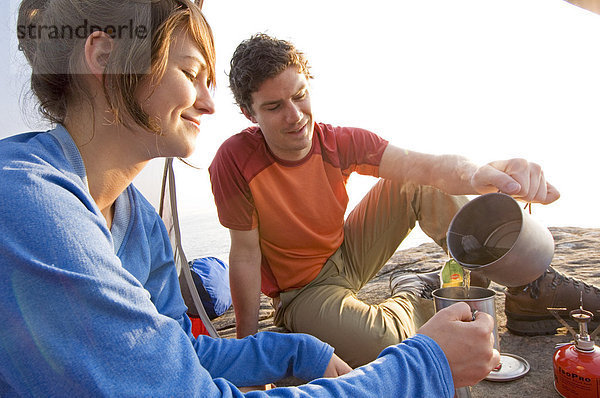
[209,34,560,367]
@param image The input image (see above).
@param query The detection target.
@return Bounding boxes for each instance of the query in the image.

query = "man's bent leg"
[279,182,463,367]
[282,280,433,367]
[342,179,467,288]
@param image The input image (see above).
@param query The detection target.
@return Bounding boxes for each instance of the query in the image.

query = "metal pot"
[447,192,554,287]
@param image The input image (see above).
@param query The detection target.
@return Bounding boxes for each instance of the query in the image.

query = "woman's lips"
[182,115,201,128]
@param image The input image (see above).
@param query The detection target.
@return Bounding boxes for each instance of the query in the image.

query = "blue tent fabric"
[189,257,232,320]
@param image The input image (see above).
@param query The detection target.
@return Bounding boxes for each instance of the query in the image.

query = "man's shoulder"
[210,126,273,183]
[316,122,380,141]
[315,122,389,171]
[212,127,266,164]
[315,122,385,151]
[219,126,264,150]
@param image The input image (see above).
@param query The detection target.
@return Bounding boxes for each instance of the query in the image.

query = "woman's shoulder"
[0,128,94,216]
[0,129,74,173]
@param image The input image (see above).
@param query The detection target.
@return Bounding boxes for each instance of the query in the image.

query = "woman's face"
[136,29,215,158]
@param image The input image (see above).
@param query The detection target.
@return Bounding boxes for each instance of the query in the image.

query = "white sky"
[1,0,600,228]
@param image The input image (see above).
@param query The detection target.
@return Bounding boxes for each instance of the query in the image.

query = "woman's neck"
[63,108,149,228]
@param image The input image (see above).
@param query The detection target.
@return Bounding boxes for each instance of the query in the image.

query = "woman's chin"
[178,143,197,159]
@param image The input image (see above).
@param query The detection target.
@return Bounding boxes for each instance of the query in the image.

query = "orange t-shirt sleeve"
[209,130,265,231]
[332,124,389,177]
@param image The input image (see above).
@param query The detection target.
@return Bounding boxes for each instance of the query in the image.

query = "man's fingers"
[545,182,560,204]
[522,169,543,203]
[532,172,547,204]
[473,163,521,195]
[475,159,559,205]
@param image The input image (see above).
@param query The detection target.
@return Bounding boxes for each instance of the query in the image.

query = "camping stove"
[551,301,600,398]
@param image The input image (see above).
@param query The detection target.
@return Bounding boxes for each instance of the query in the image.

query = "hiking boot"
[505,266,600,336]
[390,270,440,300]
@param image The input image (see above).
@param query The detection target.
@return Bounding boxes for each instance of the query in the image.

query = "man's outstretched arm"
[378,144,560,204]
[229,228,263,338]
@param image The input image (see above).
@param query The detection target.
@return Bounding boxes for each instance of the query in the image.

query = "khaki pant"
[274,180,468,367]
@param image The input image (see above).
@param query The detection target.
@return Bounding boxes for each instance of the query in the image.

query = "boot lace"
[523,268,600,300]
[421,283,436,300]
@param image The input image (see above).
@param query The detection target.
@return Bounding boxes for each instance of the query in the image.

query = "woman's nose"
[195,82,215,115]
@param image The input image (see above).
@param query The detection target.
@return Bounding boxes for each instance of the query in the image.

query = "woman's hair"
[17,0,215,133]
[229,33,312,115]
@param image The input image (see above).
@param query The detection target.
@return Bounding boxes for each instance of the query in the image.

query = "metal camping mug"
[432,287,499,350]
[433,286,499,398]
[447,192,554,287]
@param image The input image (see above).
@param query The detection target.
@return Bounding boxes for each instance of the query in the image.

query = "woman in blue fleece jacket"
[0,0,498,396]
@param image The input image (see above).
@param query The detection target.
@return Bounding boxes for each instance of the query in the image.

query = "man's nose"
[283,102,302,124]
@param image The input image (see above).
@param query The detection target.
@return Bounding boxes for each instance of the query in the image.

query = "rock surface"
[212,227,600,396]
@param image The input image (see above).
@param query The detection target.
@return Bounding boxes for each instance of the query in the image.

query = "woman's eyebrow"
[181,55,207,69]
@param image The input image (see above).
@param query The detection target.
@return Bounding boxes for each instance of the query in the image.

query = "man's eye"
[266,105,280,111]
[294,91,307,101]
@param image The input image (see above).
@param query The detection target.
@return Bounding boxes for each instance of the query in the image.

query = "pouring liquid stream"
[463,268,471,299]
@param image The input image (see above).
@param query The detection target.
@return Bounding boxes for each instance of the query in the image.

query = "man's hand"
[322,353,353,378]
[471,158,560,204]
[417,302,500,388]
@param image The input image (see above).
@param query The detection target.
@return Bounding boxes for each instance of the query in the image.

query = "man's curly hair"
[229,33,312,114]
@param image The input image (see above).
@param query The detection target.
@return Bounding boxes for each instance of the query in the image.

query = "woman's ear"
[84,31,114,82]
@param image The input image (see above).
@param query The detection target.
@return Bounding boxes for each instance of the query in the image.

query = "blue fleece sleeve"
[195,332,334,385]
[228,334,454,398]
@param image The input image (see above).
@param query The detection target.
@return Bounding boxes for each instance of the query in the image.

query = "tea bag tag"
[440,259,464,288]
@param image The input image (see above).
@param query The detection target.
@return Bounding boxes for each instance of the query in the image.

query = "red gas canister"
[553,307,600,397]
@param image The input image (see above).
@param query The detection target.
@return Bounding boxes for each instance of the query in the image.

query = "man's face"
[244,66,313,161]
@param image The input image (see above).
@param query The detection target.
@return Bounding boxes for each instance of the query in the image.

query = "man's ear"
[241,106,257,123]
[84,31,114,82]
